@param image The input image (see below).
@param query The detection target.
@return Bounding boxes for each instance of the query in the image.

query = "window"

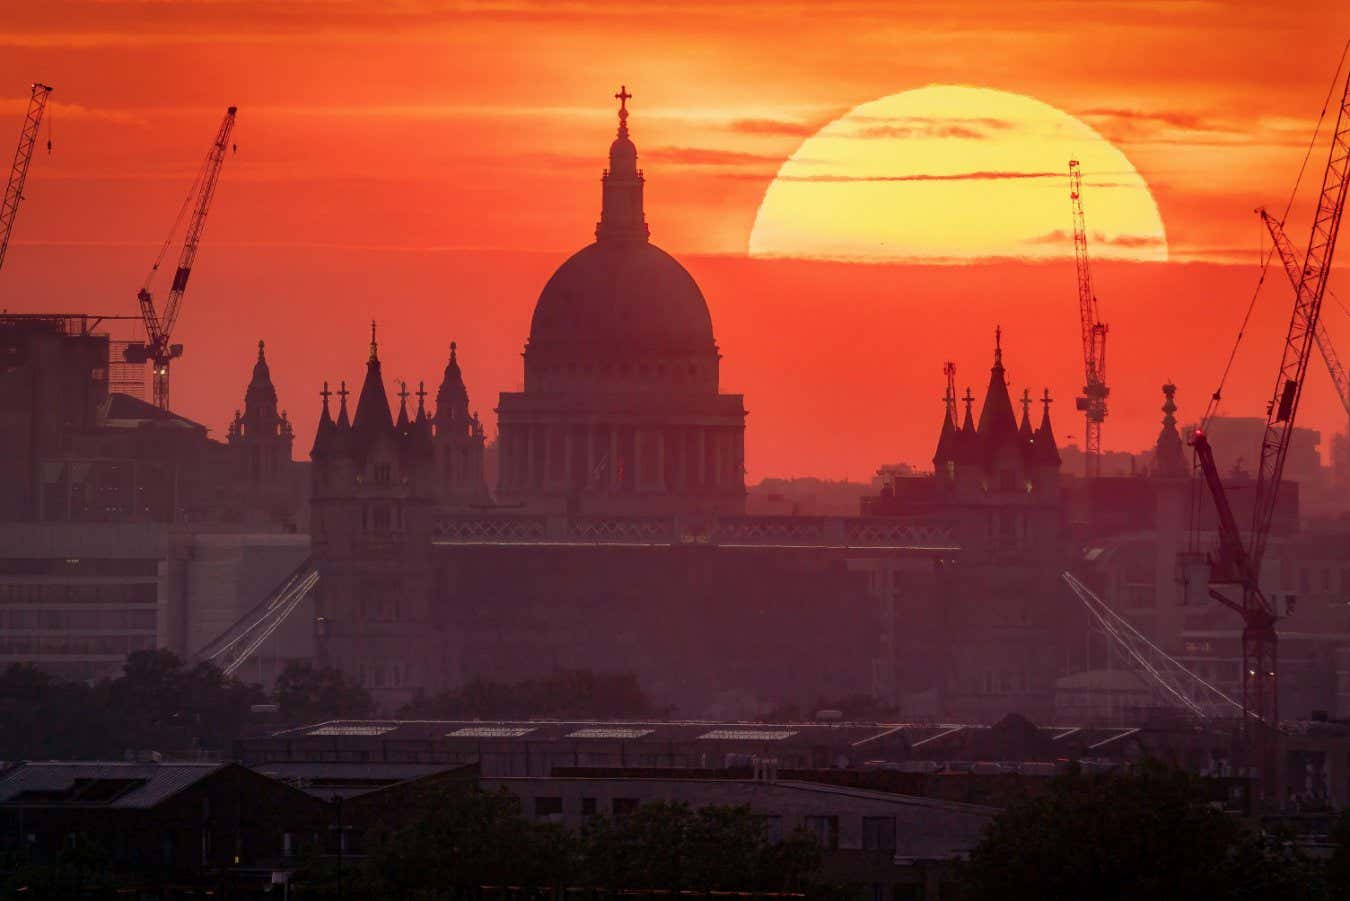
[535,796,563,819]
[862,816,897,851]
[998,469,1016,492]
[804,815,838,849]
[374,463,392,484]
[581,797,598,818]
[612,797,640,818]
[372,506,391,531]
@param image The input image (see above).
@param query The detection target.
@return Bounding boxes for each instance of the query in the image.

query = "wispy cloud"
[1022,229,1166,248]
[727,118,818,137]
[775,170,1061,183]
[846,115,1015,141]
[645,146,785,166]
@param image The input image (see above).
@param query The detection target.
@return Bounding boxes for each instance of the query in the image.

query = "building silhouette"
[495,88,747,515]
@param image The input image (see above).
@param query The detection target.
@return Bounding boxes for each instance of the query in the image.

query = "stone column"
[656,430,666,492]
[675,429,687,491]
[586,425,596,489]
[632,428,644,491]
[542,425,553,488]
[733,429,745,490]
[564,428,574,489]
[697,428,707,490]
[526,425,536,489]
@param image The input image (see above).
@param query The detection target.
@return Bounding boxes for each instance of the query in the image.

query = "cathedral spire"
[596,84,649,243]
[1019,387,1034,440]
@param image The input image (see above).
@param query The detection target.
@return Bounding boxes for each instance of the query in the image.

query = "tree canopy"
[0,652,373,760]
[275,659,374,722]
[963,761,1325,901]
[292,787,825,897]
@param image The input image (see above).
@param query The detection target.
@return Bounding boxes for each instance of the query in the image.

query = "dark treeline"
[0,653,667,760]
[0,651,370,760]
[967,760,1343,900]
[399,669,662,720]
[291,788,827,899]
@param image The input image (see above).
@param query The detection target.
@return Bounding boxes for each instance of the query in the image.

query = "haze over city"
[6,3,1350,897]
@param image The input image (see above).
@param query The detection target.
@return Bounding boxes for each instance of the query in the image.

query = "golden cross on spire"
[1041,387,1053,411]
[614,85,632,137]
[962,387,975,415]
[398,380,410,405]
[320,380,331,405]
[416,380,427,407]
[1021,388,1032,418]
[337,380,349,404]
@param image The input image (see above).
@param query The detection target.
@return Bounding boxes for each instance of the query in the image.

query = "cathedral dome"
[528,240,715,353]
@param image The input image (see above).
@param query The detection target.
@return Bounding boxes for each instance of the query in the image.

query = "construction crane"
[1185,69,1350,798]
[0,83,52,277]
[1068,160,1110,477]
[1259,208,1350,434]
[125,106,236,410]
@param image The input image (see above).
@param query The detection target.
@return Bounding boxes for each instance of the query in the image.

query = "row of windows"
[0,608,157,631]
[0,558,160,577]
[0,583,158,605]
[0,634,156,656]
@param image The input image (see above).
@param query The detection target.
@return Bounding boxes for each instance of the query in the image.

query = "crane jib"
[171,266,191,293]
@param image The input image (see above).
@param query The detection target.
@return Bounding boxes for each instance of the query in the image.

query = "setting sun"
[749,85,1168,263]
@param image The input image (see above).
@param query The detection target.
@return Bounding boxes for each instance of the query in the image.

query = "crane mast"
[943,361,957,426]
[1068,160,1109,477]
[1188,69,1350,799]
[0,83,52,277]
[127,106,236,410]
[1259,208,1350,427]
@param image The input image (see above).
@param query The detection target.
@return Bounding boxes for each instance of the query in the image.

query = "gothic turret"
[977,327,1022,463]
[432,341,488,505]
[311,381,335,459]
[1034,389,1061,467]
[226,340,296,512]
[1018,389,1035,442]
[352,321,394,449]
[933,387,960,475]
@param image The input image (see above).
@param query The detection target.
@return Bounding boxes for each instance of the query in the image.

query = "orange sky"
[2,1,1350,480]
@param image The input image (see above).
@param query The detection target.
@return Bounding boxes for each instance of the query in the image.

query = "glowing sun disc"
[749,85,1167,263]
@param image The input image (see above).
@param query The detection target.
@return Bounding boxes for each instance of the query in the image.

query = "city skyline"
[0,1,1348,479]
